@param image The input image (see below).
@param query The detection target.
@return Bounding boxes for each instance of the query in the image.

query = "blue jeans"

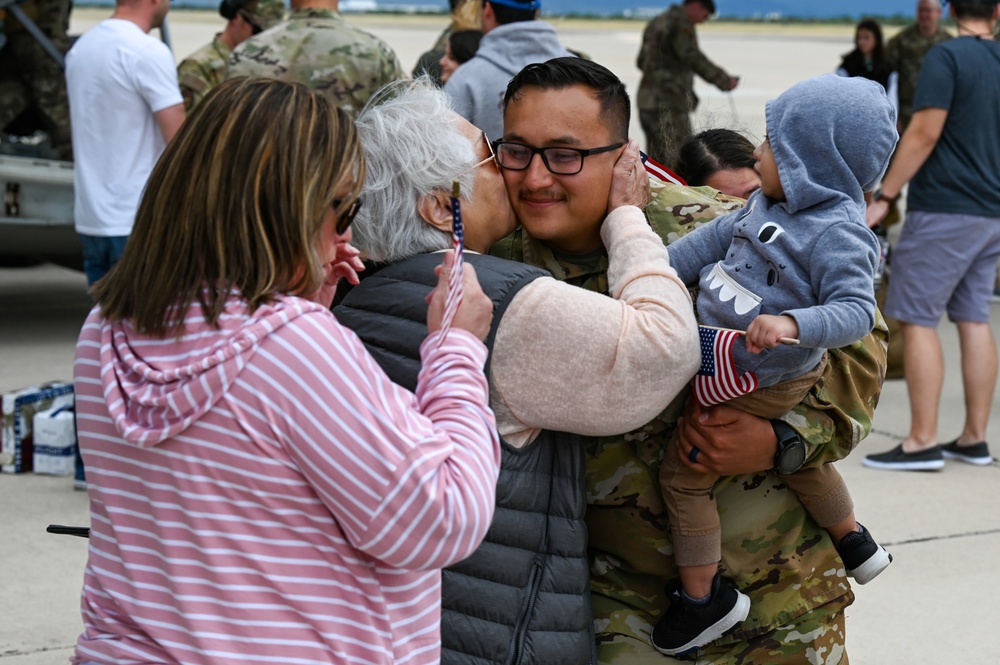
[78,233,129,286]
[76,233,129,487]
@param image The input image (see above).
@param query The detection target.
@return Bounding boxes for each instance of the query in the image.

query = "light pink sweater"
[73,294,500,665]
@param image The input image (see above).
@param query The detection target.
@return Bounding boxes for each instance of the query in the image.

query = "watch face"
[779,442,806,475]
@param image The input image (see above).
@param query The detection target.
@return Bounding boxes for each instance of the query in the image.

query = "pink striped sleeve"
[255,312,500,571]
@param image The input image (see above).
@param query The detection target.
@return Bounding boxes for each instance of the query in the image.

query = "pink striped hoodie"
[72,292,500,665]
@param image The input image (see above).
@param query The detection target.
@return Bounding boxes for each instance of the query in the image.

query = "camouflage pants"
[639,106,691,169]
[0,30,73,159]
[597,594,851,665]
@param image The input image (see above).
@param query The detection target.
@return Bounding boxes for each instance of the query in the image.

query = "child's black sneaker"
[650,573,750,657]
[836,523,892,584]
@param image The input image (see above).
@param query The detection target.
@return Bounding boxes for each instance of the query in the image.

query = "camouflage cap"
[243,0,285,30]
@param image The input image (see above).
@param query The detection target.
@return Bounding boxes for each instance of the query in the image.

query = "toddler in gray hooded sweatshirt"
[651,74,898,658]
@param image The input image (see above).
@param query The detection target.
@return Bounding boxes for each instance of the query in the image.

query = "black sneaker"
[836,524,892,585]
[941,440,993,466]
[650,573,750,657]
[863,443,944,471]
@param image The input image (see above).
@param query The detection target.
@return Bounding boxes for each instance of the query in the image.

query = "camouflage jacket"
[885,24,952,130]
[491,179,889,657]
[226,8,406,116]
[635,4,731,112]
[177,34,231,112]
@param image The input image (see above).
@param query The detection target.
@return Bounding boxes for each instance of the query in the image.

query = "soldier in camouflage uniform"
[491,58,887,664]
[177,0,285,111]
[885,0,952,132]
[636,0,738,167]
[225,0,405,117]
[0,0,73,160]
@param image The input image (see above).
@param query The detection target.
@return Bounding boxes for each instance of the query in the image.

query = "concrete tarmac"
[3,11,1000,665]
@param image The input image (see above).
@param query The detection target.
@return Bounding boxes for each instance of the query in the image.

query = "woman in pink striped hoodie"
[72,77,501,665]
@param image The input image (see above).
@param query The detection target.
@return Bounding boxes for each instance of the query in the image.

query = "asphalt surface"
[2,12,999,665]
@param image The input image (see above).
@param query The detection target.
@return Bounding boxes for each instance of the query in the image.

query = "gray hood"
[473,21,573,78]
[766,74,897,214]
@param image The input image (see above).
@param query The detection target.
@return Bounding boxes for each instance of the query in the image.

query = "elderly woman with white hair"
[333,79,701,665]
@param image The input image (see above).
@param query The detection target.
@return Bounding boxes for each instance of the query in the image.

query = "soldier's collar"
[519,231,608,282]
[290,7,341,19]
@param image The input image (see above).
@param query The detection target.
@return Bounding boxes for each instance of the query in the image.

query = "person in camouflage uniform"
[636,0,738,167]
[885,0,952,132]
[491,58,887,664]
[0,0,73,160]
[176,0,285,111]
[225,0,405,117]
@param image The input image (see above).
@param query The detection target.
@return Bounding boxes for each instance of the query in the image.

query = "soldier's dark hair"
[483,0,537,25]
[676,128,756,187]
[503,57,630,141]
[684,0,717,14]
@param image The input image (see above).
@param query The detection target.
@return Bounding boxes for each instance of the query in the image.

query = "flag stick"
[435,180,465,349]
[699,324,800,346]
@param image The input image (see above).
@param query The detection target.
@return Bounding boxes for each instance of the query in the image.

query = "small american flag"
[641,151,687,185]
[693,325,759,407]
[436,180,465,347]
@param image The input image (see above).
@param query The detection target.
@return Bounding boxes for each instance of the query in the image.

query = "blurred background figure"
[636,0,739,167]
[837,18,898,114]
[412,0,480,85]
[877,0,952,380]
[438,29,482,84]
[66,0,185,490]
[443,0,573,140]
[177,0,285,111]
[226,0,405,116]
[886,0,951,133]
[0,0,73,160]
[863,0,1000,473]
[674,127,758,199]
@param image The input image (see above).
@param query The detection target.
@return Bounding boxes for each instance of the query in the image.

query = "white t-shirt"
[66,19,182,237]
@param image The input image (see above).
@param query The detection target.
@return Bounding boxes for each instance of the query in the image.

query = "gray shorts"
[886,210,1000,327]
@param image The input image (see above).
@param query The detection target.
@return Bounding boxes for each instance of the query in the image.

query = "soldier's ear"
[417,190,454,233]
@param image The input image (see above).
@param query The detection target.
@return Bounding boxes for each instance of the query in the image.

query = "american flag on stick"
[693,325,759,407]
[436,180,465,348]
[641,151,687,185]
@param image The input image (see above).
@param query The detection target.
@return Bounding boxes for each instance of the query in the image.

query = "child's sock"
[680,588,711,605]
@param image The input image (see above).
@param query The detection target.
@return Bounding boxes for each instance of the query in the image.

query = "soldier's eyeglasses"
[333,198,363,235]
[491,140,624,176]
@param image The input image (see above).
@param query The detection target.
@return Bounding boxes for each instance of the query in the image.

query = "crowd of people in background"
[2,0,998,663]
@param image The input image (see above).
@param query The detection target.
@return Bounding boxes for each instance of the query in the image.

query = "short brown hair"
[93,77,364,337]
[504,57,630,142]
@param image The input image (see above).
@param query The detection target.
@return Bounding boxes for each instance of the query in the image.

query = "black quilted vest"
[334,252,595,665]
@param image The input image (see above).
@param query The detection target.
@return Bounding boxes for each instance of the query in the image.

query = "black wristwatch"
[770,419,806,475]
[873,187,897,205]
